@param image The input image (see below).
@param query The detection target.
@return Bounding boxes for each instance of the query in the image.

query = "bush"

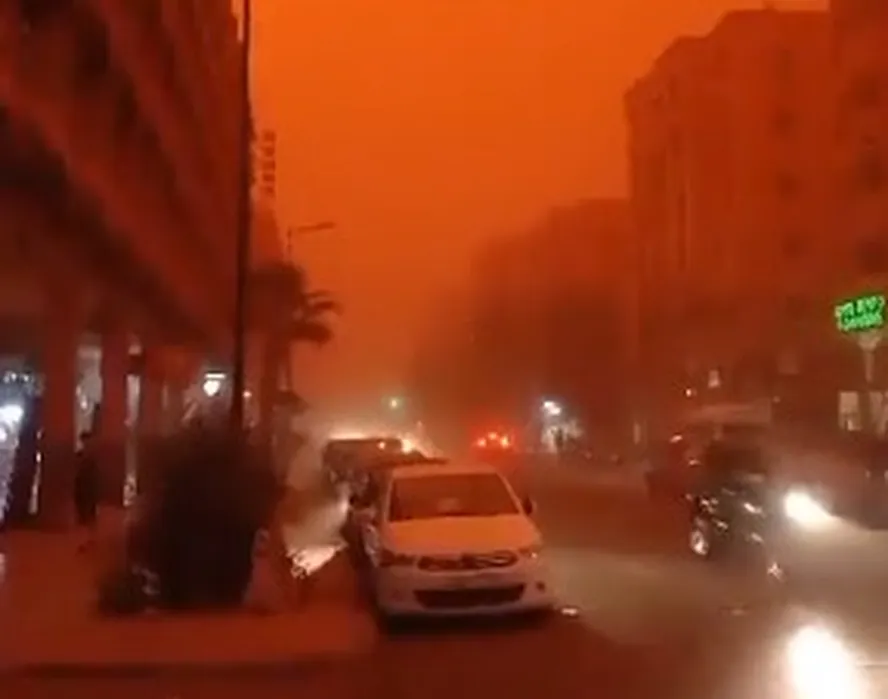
[119,425,283,611]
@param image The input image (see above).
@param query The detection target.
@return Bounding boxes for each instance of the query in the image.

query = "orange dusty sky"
[245,0,822,409]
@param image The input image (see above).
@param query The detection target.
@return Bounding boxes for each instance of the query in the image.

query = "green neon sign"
[834,293,886,333]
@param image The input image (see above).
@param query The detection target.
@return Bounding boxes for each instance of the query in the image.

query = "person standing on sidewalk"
[74,429,99,552]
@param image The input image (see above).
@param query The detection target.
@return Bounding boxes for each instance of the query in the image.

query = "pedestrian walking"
[74,429,99,552]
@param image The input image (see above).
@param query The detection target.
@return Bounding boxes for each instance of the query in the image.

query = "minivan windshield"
[387,472,519,521]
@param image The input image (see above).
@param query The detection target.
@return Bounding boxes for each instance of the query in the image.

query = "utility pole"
[286,221,336,260]
[231,0,252,430]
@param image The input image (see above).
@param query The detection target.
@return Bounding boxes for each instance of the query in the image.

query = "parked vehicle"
[360,461,553,620]
[322,437,403,486]
[344,452,447,553]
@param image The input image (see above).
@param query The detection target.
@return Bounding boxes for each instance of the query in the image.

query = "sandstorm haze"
[244,0,824,408]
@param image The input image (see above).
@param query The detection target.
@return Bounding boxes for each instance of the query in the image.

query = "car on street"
[646,402,773,499]
[643,433,702,500]
[344,451,448,551]
[471,429,518,463]
[360,461,553,619]
[322,436,403,486]
[686,438,833,568]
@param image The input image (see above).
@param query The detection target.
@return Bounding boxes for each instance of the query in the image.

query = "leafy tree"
[248,261,338,441]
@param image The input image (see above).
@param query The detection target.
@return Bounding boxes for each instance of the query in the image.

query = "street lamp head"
[541,399,562,418]
[293,221,337,235]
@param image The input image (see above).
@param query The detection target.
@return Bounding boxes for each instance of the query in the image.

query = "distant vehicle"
[646,403,772,500]
[344,452,449,551]
[643,433,702,500]
[471,430,518,462]
[360,461,553,620]
[322,437,403,485]
[810,432,888,524]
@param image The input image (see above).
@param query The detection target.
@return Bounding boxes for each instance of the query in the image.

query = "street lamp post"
[286,221,336,258]
[231,0,253,430]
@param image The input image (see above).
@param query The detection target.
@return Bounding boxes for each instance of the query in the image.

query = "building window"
[28,150,67,196]
[135,0,162,26]
[773,109,796,137]
[833,0,888,32]
[776,171,800,199]
[18,0,64,30]
[856,146,886,192]
[856,236,888,275]
[675,190,689,272]
[665,78,678,102]
[781,232,807,261]
[784,294,808,317]
[113,84,138,137]
[713,47,730,73]
[774,46,794,82]
[76,24,110,88]
[668,127,682,155]
[849,72,882,109]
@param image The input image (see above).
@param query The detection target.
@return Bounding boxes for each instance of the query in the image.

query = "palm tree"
[249,261,338,442]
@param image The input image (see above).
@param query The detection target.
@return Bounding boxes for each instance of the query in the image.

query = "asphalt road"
[9,459,888,698]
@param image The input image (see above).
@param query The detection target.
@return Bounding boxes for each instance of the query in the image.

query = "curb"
[0,610,380,679]
[0,646,375,678]
[0,657,357,678]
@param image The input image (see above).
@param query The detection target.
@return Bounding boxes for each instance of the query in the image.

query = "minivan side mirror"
[521,496,536,515]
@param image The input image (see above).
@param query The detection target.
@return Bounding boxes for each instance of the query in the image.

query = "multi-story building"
[0,1,271,522]
[625,8,835,425]
[831,1,888,294]
[455,199,634,439]
[830,0,888,430]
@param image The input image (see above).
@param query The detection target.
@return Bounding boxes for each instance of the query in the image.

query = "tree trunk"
[258,341,282,445]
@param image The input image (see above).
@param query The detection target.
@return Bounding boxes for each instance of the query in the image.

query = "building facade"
[830,0,888,430]
[0,1,262,523]
[452,199,635,442]
[831,0,888,296]
[626,8,838,428]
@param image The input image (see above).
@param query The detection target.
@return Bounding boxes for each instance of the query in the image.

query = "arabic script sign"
[834,293,886,334]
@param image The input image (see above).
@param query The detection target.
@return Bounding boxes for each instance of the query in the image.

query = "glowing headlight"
[0,403,23,425]
[518,544,542,559]
[783,490,831,528]
[786,625,864,699]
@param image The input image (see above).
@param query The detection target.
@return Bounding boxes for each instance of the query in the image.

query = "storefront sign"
[834,293,886,334]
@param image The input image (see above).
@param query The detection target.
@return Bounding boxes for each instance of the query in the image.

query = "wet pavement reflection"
[282,498,348,578]
[9,463,888,698]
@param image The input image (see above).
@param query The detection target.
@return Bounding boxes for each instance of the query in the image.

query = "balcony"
[0,0,230,345]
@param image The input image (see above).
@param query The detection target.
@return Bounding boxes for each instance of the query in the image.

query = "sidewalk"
[0,491,376,673]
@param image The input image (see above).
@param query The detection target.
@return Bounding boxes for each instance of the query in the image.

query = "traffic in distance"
[323,401,888,630]
[643,402,888,581]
